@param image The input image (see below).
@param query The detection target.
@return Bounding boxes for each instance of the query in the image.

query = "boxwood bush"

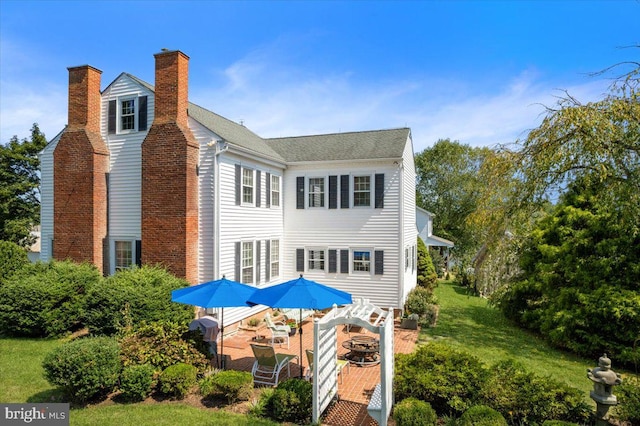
[263,378,313,424]
[200,370,253,403]
[481,359,590,425]
[42,336,121,403]
[119,363,156,402]
[393,397,437,426]
[0,260,101,337]
[159,363,197,399]
[458,405,507,426]
[84,265,193,336]
[395,342,488,415]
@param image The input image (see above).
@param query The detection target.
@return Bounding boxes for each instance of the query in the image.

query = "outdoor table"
[342,335,380,366]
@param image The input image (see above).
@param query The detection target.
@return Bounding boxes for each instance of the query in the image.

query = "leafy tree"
[0,124,47,246]
[415,139,493,266]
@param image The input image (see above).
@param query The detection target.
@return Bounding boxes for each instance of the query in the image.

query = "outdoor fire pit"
[342,335,380,366]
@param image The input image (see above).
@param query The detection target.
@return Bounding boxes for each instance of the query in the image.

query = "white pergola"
[312,298,395,425]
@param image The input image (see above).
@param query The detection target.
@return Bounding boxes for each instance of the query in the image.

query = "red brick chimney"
[53,65,109,273]
[141,50,199,283]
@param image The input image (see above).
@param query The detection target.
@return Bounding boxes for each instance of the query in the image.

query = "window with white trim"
[242,168,254,204]
[115,240,133,271]
[353,250,371,272]
[405,247,409,270]
[120,99,136,131]
[353,175,371,207]
[242,241,254,284]
[271,175,280,207]
[270,239,280,278]
[308,178,325,207]
[308,249,325,271]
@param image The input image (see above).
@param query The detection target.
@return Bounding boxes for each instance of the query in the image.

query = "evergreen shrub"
[85,265,193,336]
[614,375,640,425]
[404,286,437,318]
[458,405,507,426]
[201,370,253,403]
[159,363,197,399]
[0,260,101,337]
[393,397,437,426]
[0,240,29,283]
[42,336,121,403]
[264,378,312,424]
[119,363,156,402]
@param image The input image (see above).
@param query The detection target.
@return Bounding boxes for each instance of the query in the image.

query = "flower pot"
[288,328,297,336]
[401,318,418,330]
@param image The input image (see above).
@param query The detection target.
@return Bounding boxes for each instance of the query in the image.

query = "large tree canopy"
[0,124,47,246]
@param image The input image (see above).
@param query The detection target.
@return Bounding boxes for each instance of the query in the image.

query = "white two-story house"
[39,50,417,325]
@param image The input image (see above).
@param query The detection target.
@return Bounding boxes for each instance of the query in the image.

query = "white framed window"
[308,177,325,207]
[353,175,371,207]
[242,168,254,204]
[242,241,254,284]
[111,238,137,274]
[271,175,280,207]
[120,98,136,131]
[270,239,280,278]
[308,249,326,271]
[353,250,371,273]
[405,247,409,270]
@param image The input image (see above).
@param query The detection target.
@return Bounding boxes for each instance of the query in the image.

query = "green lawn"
[0,337,278,426]
[421,280,614,397]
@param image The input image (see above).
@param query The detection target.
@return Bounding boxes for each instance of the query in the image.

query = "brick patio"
[220,315,418,425]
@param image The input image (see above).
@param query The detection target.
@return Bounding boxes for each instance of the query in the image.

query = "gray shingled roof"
[115,73,409,164]
[266,128,410,162]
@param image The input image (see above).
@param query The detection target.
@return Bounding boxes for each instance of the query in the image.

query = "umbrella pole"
[299,308,303,378]
[220,309,225,369]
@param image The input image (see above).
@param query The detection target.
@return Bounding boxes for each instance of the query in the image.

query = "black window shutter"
[375,250,384,275]
[135,240,142,267]
[328,249,337,273]
[340,175,350,208]
[296,248,304,272]
[328,176,338,209]
[256,240,261,283]
[138,96,147,131]
[340,249,349,273]
[108,100,116,134]
[265,173,271,208]
[296,177,305,209]
[256,170,261,207]
[235,165,241,205]
[235,242,241,281]
[265,240,271,281]
[375,173,385,208]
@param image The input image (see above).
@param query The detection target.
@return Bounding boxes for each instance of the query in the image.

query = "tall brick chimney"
[53,65,109,274]
[141,50,199,283]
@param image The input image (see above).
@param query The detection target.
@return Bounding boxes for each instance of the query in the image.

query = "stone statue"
[587,354,622,424]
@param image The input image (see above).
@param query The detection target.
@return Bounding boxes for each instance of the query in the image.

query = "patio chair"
[250,343,298,386]
[305,349,350,384]
[264,313,290,348]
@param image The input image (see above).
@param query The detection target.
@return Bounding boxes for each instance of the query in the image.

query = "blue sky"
[1,1,638,152]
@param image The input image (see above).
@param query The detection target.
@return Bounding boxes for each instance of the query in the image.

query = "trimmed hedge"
[159,363,197,399]
[119,364,156,402]
[0,260,101,337]
[263,379,312,424]
[393,397,437,426]
[42,336,121,403]
[200,370,253,403]
[84,266,193,336]
[458,405,507,426]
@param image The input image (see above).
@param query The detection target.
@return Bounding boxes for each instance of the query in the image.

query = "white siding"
[38,133,62,262]
[101,75,154,273]
[401,135,418,305]
[281,159,404,308]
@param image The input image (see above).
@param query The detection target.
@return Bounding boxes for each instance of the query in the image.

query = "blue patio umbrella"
[247,274,352,377]
[172,276,256,369]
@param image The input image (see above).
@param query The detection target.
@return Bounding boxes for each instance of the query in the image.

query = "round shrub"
[159,363,197,399]
[119,364,156,402]
[393,397,437,426]
[85,265,193,336]
[264,378,312,424]
[458,405,507,426]
[481,359,591,425]
[119,321,209,374]
[0,260,101,337]
[42,336,121,403]
[404,286,438,318]
[395,342,488,415]
[200,370,253,403]
[0,240,29,283]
